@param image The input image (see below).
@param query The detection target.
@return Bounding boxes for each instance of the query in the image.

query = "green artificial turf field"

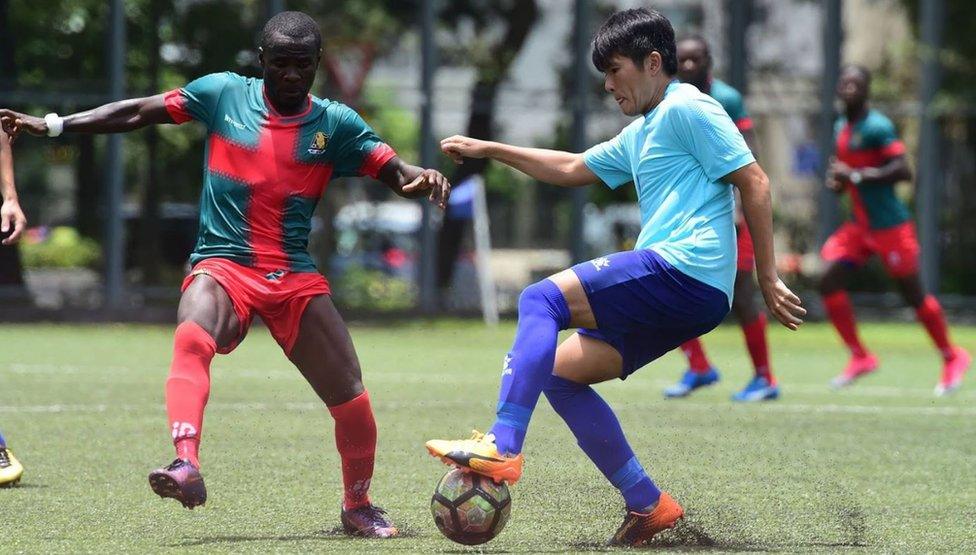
[1,321,974,552]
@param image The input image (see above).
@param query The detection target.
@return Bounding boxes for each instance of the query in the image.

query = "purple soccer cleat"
[148,458,207,509]
[340,504,399,538]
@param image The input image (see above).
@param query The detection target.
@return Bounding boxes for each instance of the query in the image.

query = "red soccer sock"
[823,291,868,358]
[165,321,216,469]
[916,295,954,360]
[742,313,773,382]
[329,390,377,511]
[680,338,712,373]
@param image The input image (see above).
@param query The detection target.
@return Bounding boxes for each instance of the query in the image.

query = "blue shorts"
[573,249,730,378]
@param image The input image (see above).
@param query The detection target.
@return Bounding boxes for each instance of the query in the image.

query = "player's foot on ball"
[608,492,684,547]
[0,447,24,487]
[935,347,972,396]
[830,353,879,389]
[426,430,524,485]
[341,503,399,538]
[148,458,207,509]
[663,368,720,398]
[731,376,780,402]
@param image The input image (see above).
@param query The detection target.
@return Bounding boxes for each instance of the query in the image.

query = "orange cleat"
[608,491,685,547]
[425,430,524,485]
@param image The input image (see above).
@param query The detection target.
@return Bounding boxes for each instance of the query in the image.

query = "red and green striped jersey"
[706,78,753,133]
[164,72,396,273]
[834,109,909,230]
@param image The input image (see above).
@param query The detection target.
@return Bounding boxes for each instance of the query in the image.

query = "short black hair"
[677,34,711,60]
[841,64,872,87]
[592,8,678,75]
[261,11,322,52]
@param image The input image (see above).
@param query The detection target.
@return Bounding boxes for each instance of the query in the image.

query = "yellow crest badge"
[308,131,328,154]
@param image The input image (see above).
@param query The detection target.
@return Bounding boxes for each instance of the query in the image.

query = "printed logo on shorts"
[171,421,198,440]
[591,257,610,271]
[888,252,901,268]
[265,269,286,281]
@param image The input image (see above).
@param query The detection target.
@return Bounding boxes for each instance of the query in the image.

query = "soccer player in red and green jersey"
[0,129,27,487]
[821,65,970,395]
[0,12,451,536]
[664,35,778,402]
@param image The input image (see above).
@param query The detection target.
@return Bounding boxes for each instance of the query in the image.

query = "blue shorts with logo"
[573,249,730,378]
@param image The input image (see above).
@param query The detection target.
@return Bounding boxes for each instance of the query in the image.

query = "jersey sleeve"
[330,104,397,179]
[720,89,753,132]
[863,114,906,159]
[583,127,634,189]
[163,72,234,128]
[671,97,755,183]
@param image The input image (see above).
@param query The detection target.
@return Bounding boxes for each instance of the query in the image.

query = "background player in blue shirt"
[665,35,780,401]
[427,8,805,547]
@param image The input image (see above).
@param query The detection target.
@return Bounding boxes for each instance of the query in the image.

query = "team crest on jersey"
[308,131,329,154]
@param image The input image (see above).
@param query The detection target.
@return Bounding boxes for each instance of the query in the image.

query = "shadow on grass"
[174,526,420,547]
[568,506,869,553]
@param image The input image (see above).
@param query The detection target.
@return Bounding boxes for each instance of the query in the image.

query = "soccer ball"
[430,469,512,545]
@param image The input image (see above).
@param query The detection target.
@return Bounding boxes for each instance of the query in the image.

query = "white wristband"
[44,113,64,137]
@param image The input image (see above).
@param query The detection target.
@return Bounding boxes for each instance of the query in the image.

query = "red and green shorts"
[820,221,920,278]
[181,258,331,355]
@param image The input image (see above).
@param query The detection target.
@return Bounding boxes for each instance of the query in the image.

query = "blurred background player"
[663,35,777,402]
[428,9,805,547]
[0,129,27,487]
[821,65,970,395]
[0,11,451,535]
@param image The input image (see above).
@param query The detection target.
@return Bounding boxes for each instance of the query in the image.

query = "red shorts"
[820,221,920,278]
[736,221,755,272]
[181,258,331,355]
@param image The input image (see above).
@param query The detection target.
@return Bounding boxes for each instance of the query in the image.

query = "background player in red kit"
[821,65,970,395]
[663,36,778,402]
[0,11,450,537]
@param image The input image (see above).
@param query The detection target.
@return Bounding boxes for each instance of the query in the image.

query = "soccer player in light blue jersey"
[426,8,805,546]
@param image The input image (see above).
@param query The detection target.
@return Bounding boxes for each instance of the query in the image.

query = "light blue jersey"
[583,81,754,303]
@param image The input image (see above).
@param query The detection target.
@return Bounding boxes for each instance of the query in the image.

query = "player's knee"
[543,374,587,405]
[173,321,218,361]
[518,279,571,328]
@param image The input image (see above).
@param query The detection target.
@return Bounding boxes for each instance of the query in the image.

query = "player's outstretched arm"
[726,162,806,330]
[0,130,26,245]
[829,155,912,188]
[382,157,452,210]
[0,94,173,140]
[440,135,598,188]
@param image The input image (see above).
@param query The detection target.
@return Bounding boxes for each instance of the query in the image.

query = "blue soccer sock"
[544,375,661,512]
[0,430,6,448]
[489,279,571,455]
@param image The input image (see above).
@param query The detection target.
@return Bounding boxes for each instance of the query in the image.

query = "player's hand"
[0,109,47,142]
[402,168,452,210]
[828,157,852,182]
[0,198,27,245]
[759,277,806,330]
[440,135,492,165]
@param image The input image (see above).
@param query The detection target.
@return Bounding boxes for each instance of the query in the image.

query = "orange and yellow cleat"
[0,447,23,487]
[425,430,524,485]
[608,491,685,547]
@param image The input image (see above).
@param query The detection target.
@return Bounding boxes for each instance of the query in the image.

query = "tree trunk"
[437,0,539,289]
